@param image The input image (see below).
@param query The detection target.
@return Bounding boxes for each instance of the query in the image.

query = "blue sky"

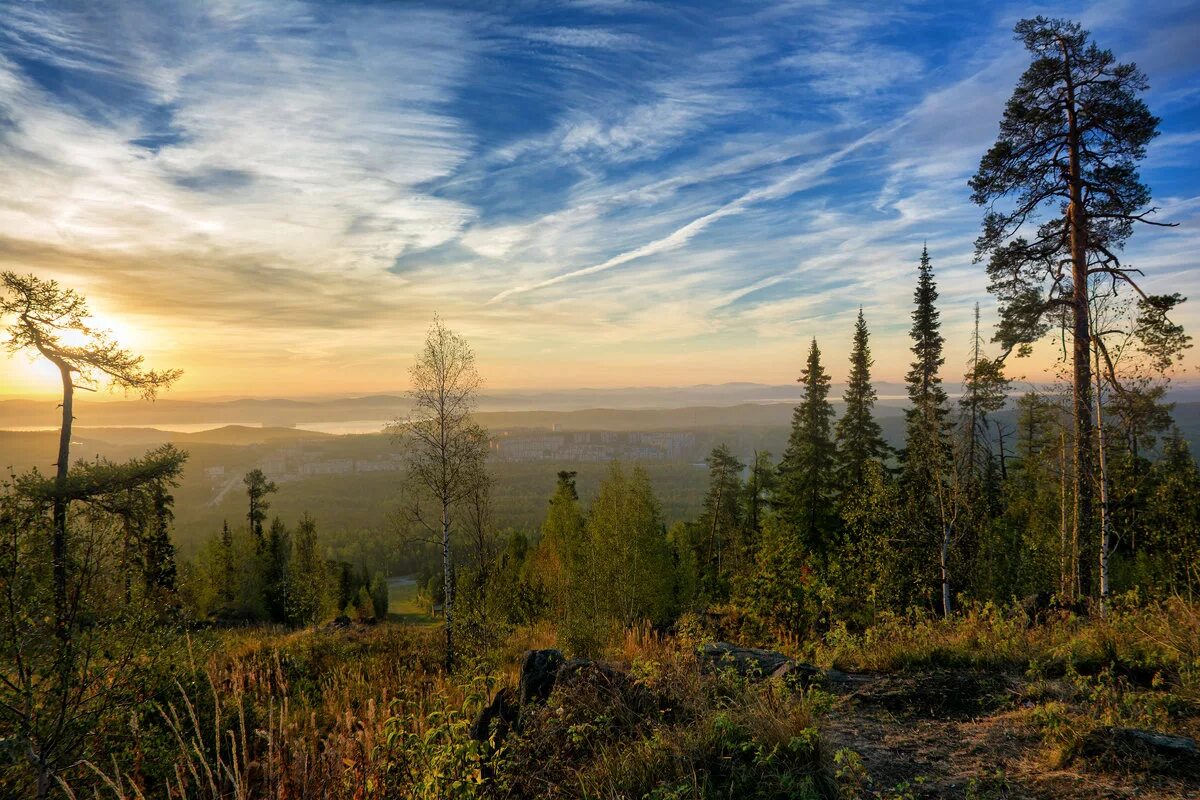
[0,0,1197,396]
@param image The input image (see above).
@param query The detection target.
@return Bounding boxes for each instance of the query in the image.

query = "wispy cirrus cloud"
[0,0,1196,397]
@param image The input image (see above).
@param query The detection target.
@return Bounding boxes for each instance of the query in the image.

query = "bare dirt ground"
[821,671,1200,799]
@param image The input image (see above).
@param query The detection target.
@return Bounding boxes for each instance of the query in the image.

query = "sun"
[0,306,157,398]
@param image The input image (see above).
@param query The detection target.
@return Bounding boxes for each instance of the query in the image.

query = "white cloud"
[0,0,1196,395]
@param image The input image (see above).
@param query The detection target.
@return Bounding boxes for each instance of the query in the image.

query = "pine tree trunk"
[1060,430,1069,600]
[53,362,73,645]
[1094,348,1112,614]
[1062,38,1095,600]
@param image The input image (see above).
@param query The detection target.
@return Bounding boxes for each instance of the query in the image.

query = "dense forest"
[1,15,1198,800]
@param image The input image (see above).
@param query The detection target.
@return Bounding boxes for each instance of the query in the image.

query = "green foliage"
[834,309,891,488]
[738,514,813,635]
[562,463,676,655]
[899,246,954,609]
[970,17,1164,358]
[694,444,746,600]
[371,572,390,620]
[831,461,910,622]
[0,474,190,797]
[262,517,291,623]
[502,639,845,800]
[534,470,584,620]
[778,339,838,556]
[354,584,376,621]
[1139,432,1200,597]
[243,468,277,545]
[287,512,332,625]
[901,246,951,493]
[456,530,546,661]
[382,676,497,799]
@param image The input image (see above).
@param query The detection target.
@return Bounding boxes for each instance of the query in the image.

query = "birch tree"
[395,315,488,672]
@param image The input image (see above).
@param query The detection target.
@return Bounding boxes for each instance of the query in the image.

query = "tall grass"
[58,598,1200,798]
[809,595,1200,689]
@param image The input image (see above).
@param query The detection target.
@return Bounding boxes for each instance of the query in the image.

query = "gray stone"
[699,642,841,688]
[518,648,566,706]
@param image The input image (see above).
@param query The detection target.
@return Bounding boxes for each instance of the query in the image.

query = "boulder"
[518,648,566,705]
[699,642,844,688]
[470,687,518,743]
[472,650,570,750]
[700,642,789,677]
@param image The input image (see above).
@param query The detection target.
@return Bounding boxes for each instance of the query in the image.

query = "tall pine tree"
[835,309,891,488]
[778,338,837,555]
[971,17,1178,600]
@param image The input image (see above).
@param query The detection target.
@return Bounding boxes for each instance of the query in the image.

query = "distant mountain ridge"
[2,381,1198,429]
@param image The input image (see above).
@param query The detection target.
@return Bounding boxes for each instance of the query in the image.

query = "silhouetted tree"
[0,272,180,648]
[243,468,277,547]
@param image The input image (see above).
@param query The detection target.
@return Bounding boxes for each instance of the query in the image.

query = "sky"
[0,0,1197,399]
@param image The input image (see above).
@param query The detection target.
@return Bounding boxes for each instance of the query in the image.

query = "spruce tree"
[835,309,891,488]
[778,338,837,555]
[1144,431,1200,598]
[262,517,291,624]
[565,464,673,654]
[742,515,812,633]
[287,513,327,626]
[142,481,178,595]
[902,246,951,488]
[959,304,1010,479]
[901,247,955,614]
[743,450,775,543]
[219,519,235,605]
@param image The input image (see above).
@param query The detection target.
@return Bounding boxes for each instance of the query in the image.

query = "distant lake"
[294,420,392,435]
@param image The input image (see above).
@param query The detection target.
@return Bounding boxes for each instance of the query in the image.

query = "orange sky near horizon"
[0,294,1115,402]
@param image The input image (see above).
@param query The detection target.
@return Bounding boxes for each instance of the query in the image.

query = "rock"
[557,657,623,685]
[327,614,352,630]
[699,642,840,688]
[470,687,518,743]
[556,657,661,717]
[518,649,566,706]
[771,660,839,687]
[1080,726,1200,777]
[700,642,790,677]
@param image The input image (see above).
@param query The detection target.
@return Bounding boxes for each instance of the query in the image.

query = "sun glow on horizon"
[0,306,165,398]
